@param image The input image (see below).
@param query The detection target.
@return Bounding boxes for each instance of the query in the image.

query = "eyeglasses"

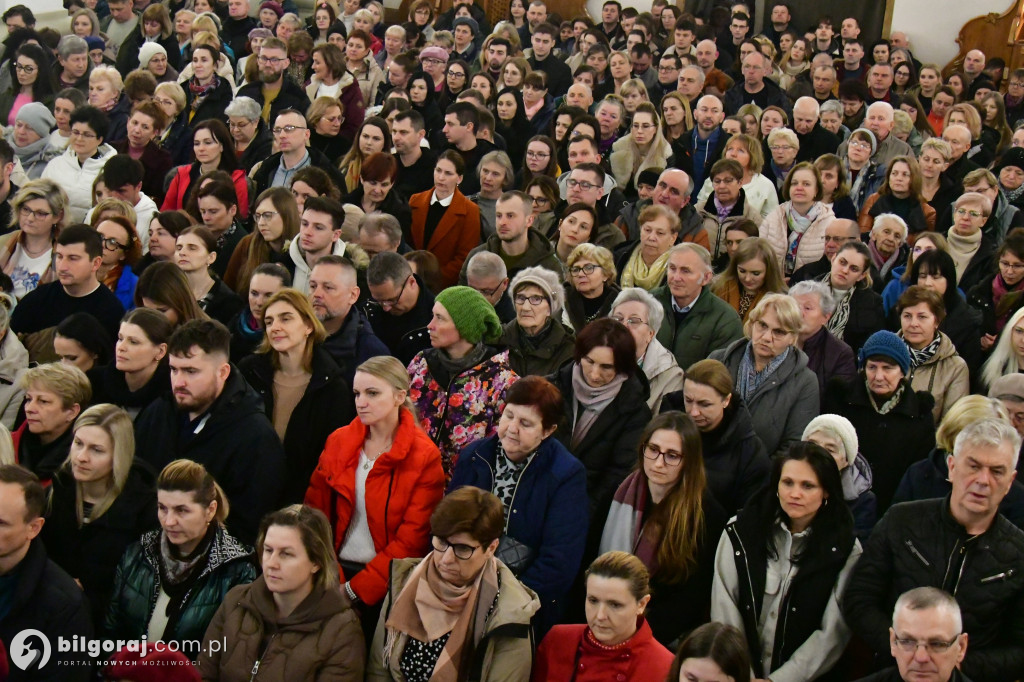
[154,97,176,108]
[1010,81,1024,88]
[472,281,505,297]
[70,129,97,139]
[514,294,547,306]
[372,275,409,309]
[566,178,599,191]
[711,176,738,185]
[769,144,794,151]
[422,57,445,65]
[19,206,52,220]
[752,318,793,342]
[643,442,683,465]
[255,211,279,223]
[526,150,550,159]
[893,636,960,655]
[257,55,286,64]
[849,140,872,150]
[14,63,35,73]
[569,264,601,276]
[609,314,648,329]
[272,125,307,135]
[228,120,254,129]
[431,535,480,560]
[101,237,127,251]
[446,69,466,77]
[954,208,983,219]
[657,65,678,72]
[1000,259,1024,271]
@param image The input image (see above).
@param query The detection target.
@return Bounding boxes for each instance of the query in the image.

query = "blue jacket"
[113,265,137,312]
[449,434,588,635]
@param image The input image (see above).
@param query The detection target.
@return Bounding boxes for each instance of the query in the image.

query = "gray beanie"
[16,103,55,139]
[510,266,564,316]
[138,42,168,69]
[802,414,859,468]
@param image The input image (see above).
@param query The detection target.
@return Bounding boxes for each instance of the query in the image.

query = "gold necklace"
[363,440,392,470]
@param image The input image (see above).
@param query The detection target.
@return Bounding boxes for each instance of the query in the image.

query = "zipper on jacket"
[981,569,1015,583]
[942,539,965,593]
[503,455,536,534]
[384,471,395,546]
[905,540,931,567]
[250,634,276,681]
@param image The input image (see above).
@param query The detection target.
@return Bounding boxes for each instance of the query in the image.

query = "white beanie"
[802,414,859,468]
[138,42,167,69]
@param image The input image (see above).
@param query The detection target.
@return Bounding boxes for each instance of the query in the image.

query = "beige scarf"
[621,245,671,290]
[946,229,982,283]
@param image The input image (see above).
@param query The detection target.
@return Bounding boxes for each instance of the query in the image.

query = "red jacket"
[533,620,674,682]
[160,164,250,219]
[304,408,445,606]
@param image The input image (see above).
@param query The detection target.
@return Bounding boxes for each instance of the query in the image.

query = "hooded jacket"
[198,577,364,681]
[905,332,969,421]
[842,452,878,543]
[287,236,352,294]
[41,143,118,222]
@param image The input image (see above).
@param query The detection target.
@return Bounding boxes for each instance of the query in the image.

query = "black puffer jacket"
[844,497,1024,682]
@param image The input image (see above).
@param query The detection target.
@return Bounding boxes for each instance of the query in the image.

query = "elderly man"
[837,102,912,168]
[222,0,259,58]
[853,588,970,682]
[357,213,403,259]
[941,124,982,188]
[565,82,593,111]
[723,52,790,116]
[844,418,1024,682]
[677,65,705,109]
[465,251,515,323]
[56,35,90,93]
[789,219,871,284]
[790,280,856,407]
[675,95,728,200]
[793,97,841,162]
[652,243,744,370]
[867,63,901,106]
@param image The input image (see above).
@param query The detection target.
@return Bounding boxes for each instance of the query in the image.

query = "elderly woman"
[803,413,877,542]
[963,168,1024,245]
[896,285,969,421]
[86,65,131,143]
[996,148,1024,210]
[844,128,885,212]
[790,280,856,405]
[552,318,652,543]
[759,161,836,277]
[450,376,587,636]
[696,133,780,222]
[822,241,886,355]
[609,288,683,412]
[307,43,364,141]
[698,160,766,269]
[614,204,679,291]
[225,96,271,173]
[858,156,937,241]
[709,294,818,456]
[563,243,621,332]
[140,43,179,84]
[948,191,998,294]
[5,102,59,182]
[712,237,788,323]
[408,286,518,479]
[153,81,191,165]
[368,488,540,678]
[342,152,411,235]
[499,267,575,377]
[866,212,909,288]
[41,106,116,224]
[609,102,672,200]
[764,127,799,198]
[824,330,936,512]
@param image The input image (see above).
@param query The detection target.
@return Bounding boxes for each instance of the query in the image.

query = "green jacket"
[459,230,565,285]
[652,285,744,371]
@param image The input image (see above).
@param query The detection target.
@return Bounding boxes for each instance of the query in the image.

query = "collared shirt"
[672,288,701,314]
[430,191,454,207]
[272,150,310,188]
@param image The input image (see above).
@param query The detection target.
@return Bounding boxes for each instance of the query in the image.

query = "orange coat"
[408,189,481,287]
[304,408,445,606]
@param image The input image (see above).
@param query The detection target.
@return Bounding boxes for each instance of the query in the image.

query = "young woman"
[41,404,157,629]
[95,216,142,311]
[609,102,671,200]
[495,88,532,169]
[823,241,886,355]
[228,263,291,363]
[712,237,787,323]
[518,135,559,188]
[0,44,57,126]
[814,154,859,221]
[554,203,599,264]
[522,71,555,136]
[88,308,172,420]
[223,187,298,295]
[759,162,836,277]
[665,623,752,682]
[981,305,1024,389]
[858,156,936,239]
[199,505,365,679]
[711,443,861,682]
[54,313,111,373]
[338,116,391,193]
[161,119,248,219]
[660,91,694,145]
[133,261,207,329]
[600,412,728,646]
[183,44,232,126]
[777,38,810,91]
[980,90,1013,156]
[175,226,243,326]
[105,459,257,656]
[239,289,352,503]
[969,229,1024,351]
[881,230,947,316]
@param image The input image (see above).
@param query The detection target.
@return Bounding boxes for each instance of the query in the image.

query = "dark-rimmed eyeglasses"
[431,536,480,560]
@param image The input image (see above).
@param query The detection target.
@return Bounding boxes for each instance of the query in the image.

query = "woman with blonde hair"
[0,179,67,298]
[609,102,672,199]
[305,354,445,635]
[981,306,1024,389]
[777,37,811,91]
[619,78,649,117]
[712,237,787,322]
[814,153,858,220]
[87,65,131,143]
[564,243,621,331]
[695,133,779,221]
[41,404,157,629]
[223,187,299,294]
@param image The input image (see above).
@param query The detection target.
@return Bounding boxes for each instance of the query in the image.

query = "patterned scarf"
[1006,184,1024,205]
[784,203,822,275]
[621,245,671,290]
[736,343,791,401]
[867,379,906,415]
[714,196,735,222]
[601,470,659,572]
[493,443,535,524]
[906,333,941,368]
[822,271,854,339]
[188,74,221,114]
[384,555,499,682]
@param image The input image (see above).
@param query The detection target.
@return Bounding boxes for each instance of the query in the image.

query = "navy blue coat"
[449,434,588,636]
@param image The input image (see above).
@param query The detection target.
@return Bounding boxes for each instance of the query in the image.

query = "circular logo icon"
[9,629,51,671]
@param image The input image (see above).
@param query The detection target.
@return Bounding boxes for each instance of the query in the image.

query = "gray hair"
[953,418,1022,469]
[767,127,798,148]
[57,35,88,59]
[793,96,820,118]
[667,242,712,273]
[478,150,514,189]
[788,280,836,316]
[893,587,963,635]
[510,266,565,315]
[367,251,412,286]
[610,287,665,333]
[820,99,844,118]
[359,213,402,247]
[871,213,908,242]
[466,251,507,281]
[681,65,705,88]
[279,12,302,28]
[866,100,895,122]
[224,96,261,122]
[385,24,406,40]
[597,96,626,121]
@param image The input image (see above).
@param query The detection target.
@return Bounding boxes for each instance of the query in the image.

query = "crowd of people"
[0,0,1019,680]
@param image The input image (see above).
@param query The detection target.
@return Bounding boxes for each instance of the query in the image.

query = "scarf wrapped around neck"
[822,271,854,339]
[571,363,627,449]
[601,470,660,572]
[384,555,499,682]
[784,202,822,274]
[946,229,983,282]
[736,342,790,400]
[621,245,670,290]
[992,273,1024,331]
[868,239,899,280]
[904,332,941,368]
[188,74,221,113]
[1005,183,1024,205]
[867,379,906,415]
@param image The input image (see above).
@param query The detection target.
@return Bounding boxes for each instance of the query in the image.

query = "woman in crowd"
[105,459,257,655]
[342,152,411,233]
[41,106,116,223]
[790,280,857,406]
[41,404,156,628]
[534,551,674,681]
[502,57,531,90]
[866,213,909,289]
[712,237,788,323]
[824,330,936,512]
[858,156,937,239]
[555,201,622,262]
[844,128,884,212]
[824,241,886,355]
[407,71,444,137]
[698,159,766,268]
[609,288,684,413]
[239,287,352,503]
[759,161,836,278]
[518,135,559,190]
[778,38,811,91]
[86,65,130,144]
[408,286,517,478]
[135,210,190,276]
[408,151,480,287]
[229,263,291,362]
[225,96,271,173]
[290,167,341,212]
[134,261,208,329]
[339,116,391,194]
[659,91,693,147]
[763,127,799,196]
[948,191,998,295]
[495,88,532,169]
[666,622,752,682]
[0,44,57,125]
[909,248,983,375]
[13,363,91,483]
[192,181,247,279]
[600,412,727,645]
[803,413,877,542]
[345,30,384,107]
[440,58,470,108]
[981,306,1024,389]
[563,243,621,332]
[0,179,67,298]
[95,216,141,311]
[881,230,947,317]
[811,154,857,221]
[162,119,248,219]
[711,442,861,682]
[552,318,651,538]
[306,95,351,166]
[996,149,1024,211]
[710,294,818,455]
[175,226,243,326]
[153,81,191,165]
[450,376,588,635]
[54,313,111,373]
[970,228,1024,351]
[499,267,575,377]
[918,139,958,223]
[223,188,297,296]
[89,308,172,420]
[367,487,539,679]
[199,504,365,679]
[615,204,679,291]
[526,175,560,237]
[141,43,179,84]
[610,102,671,199]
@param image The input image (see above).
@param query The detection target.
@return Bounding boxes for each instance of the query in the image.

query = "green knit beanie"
[435,286,502,344]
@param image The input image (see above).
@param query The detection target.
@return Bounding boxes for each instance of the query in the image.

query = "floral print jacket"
[408,349,518,480]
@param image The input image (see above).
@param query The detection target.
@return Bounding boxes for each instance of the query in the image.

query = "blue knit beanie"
[858,330,911,375]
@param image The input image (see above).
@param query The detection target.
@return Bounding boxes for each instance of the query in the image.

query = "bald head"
[942,123,972,160]
[695,39,718,69]
[890,31,909,48]
[653,168,691,213]
[824,218,860,259]
[792,97,820,134]
[965,49,986,77]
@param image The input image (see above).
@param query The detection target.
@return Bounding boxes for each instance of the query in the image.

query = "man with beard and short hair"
[237,38,311,124]
[484,37,511,83]
[674,95,728,200]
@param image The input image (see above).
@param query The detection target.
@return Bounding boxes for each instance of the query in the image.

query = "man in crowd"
[101,0,138,58]
[95,155,158,249]
[365,252,434,364]
[648,54,681,103]
[392,110,436,199]
[460,191,562,284]
[376,52,415,105]
[237,38,310,124]
[288,197,350,293]
[764,3,792,51]
[222,0,259,58]
[663,19,697,60]
[443,102,495,196]
[942,124,982,187]
[134,320,285,544]
[844,418,1024,682]
[677,66,705,110]
[695,40,734,96]
[793,97,841,162]
[517,0,547,45]
[55,35,90,93]
[724,52,791,116]
[483,37,511,83]
[676,95,728,200]
[867,63,901,106]
[837,39,867,83]
[465,251,514,323]
[357,213,403,259]
[812,16,841,58]
[720,12,752,65]
[599,1,625,49]
[812,65,839,105]
[837,102,912,168]
[528,22,571,97]
[251,109,345,196]
[565,82,593,111]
